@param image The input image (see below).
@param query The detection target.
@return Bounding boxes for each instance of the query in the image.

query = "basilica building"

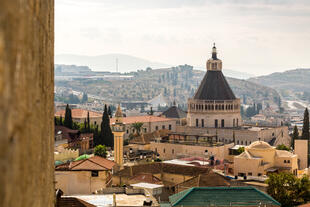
[187,44,242,128]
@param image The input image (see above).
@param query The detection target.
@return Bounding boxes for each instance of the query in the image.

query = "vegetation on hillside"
[55,65,281,108]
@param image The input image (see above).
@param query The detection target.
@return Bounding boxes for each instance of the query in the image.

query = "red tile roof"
[55,109,102,119]
[56,156,116,171]
[110,115,173,125]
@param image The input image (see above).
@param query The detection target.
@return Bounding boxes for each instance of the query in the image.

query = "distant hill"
[55,53,255,79]
[248,68,310,92]
[55,54,170,72]
[55,64,280,107]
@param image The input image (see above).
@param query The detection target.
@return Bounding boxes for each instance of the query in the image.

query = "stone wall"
[0,1,54,206]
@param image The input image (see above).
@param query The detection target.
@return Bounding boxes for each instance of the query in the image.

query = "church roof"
[193,70,236,101]
[161,106,187,119]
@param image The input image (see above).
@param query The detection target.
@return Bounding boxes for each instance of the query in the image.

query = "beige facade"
[234,141,298,177]
[55,170,111,195]
[111,116,177,139]
[187,100,242,128]
[54,148,79,163]
[176,125,290,147]
[0,1,54,207]
[295,139,308,169]
[150,142,233,161]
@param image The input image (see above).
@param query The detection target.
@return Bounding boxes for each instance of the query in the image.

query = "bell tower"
[112,105,125,166]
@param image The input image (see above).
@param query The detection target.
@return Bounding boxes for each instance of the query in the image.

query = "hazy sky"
[55,0,310,75]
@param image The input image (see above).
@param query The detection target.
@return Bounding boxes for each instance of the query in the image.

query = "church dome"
[248,141,272,149]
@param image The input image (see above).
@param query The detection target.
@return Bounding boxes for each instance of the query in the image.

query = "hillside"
[55,54,254,79]
[55,64,280,107]
[248,68,310,92]
[55,54,169,73]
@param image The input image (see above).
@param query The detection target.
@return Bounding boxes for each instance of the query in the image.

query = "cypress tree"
[64,104,73,129]
[292,125,299,149]
[108,106,112,118]
[302,108,309,140]
[100,105,114,148]
[87,111,90,132]
[84,118,87,132]
[59,115,63,126]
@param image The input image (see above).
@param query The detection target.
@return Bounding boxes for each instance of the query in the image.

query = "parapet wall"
[0,1,54,206]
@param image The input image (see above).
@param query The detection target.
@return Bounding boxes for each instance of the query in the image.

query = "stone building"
[55,108,102,125]
[175,45,290,147]
[234,141,298,177]
[110,115,176,139]
[187,44,242,128]
[55,156,116,195]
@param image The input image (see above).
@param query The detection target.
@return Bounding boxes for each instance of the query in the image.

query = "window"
[258,173,262,176]
[233,119,235,127]
[237,140,239,144]
[215,119,218,128]
[245,141,247,145]
[162,125,165,129]
[163,148,166,153]
[172,149,174,154]
[91,171,99,177]
[236,118,239,126]
[221,119,225,128]
[241,141,243,145]
[196,119,199,127]
[126,129,129,134]
[144,128,147,133]
[169,124,172,130]
[288,160,290,163]
[284,160,287,163]
[155,126,158,130]
[248,172,252,176]
[201,119,204,128]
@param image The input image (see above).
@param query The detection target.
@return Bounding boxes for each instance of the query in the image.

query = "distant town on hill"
[55,53,255,79]
[54,64,281,109]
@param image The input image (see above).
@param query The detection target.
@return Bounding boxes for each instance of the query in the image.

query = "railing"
[188,98,241,113]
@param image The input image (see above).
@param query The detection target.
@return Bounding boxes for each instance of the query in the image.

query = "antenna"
[116,58,118,73]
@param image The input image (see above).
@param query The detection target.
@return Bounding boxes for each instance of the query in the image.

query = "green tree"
[84,118,87,132]
[94,145,107,158]
[266,173,310,207]
[59,115,63,126]
[292,125,299,149]
[131,122,144,135]
[99,105,114,148]
[87,111,90,132]
[236,147,244,155]
[276,144,290,151]
[108,106,112,118]
[64,104,73,129]
[82,93,88,103]
[302,108,309,140]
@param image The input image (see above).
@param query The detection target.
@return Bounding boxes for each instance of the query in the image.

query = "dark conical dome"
[193,70,236,100]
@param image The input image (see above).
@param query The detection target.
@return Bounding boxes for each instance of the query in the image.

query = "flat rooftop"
[70,194,147,207]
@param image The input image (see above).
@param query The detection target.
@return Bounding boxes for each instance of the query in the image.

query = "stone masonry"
[0,1,54,207]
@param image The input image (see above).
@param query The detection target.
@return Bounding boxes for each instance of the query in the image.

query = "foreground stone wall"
[0,1,54,206]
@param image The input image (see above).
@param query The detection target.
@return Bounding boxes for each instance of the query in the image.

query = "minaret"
[112,105,125,166]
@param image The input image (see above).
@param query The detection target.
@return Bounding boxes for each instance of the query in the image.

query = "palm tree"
[131,122,144,136]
